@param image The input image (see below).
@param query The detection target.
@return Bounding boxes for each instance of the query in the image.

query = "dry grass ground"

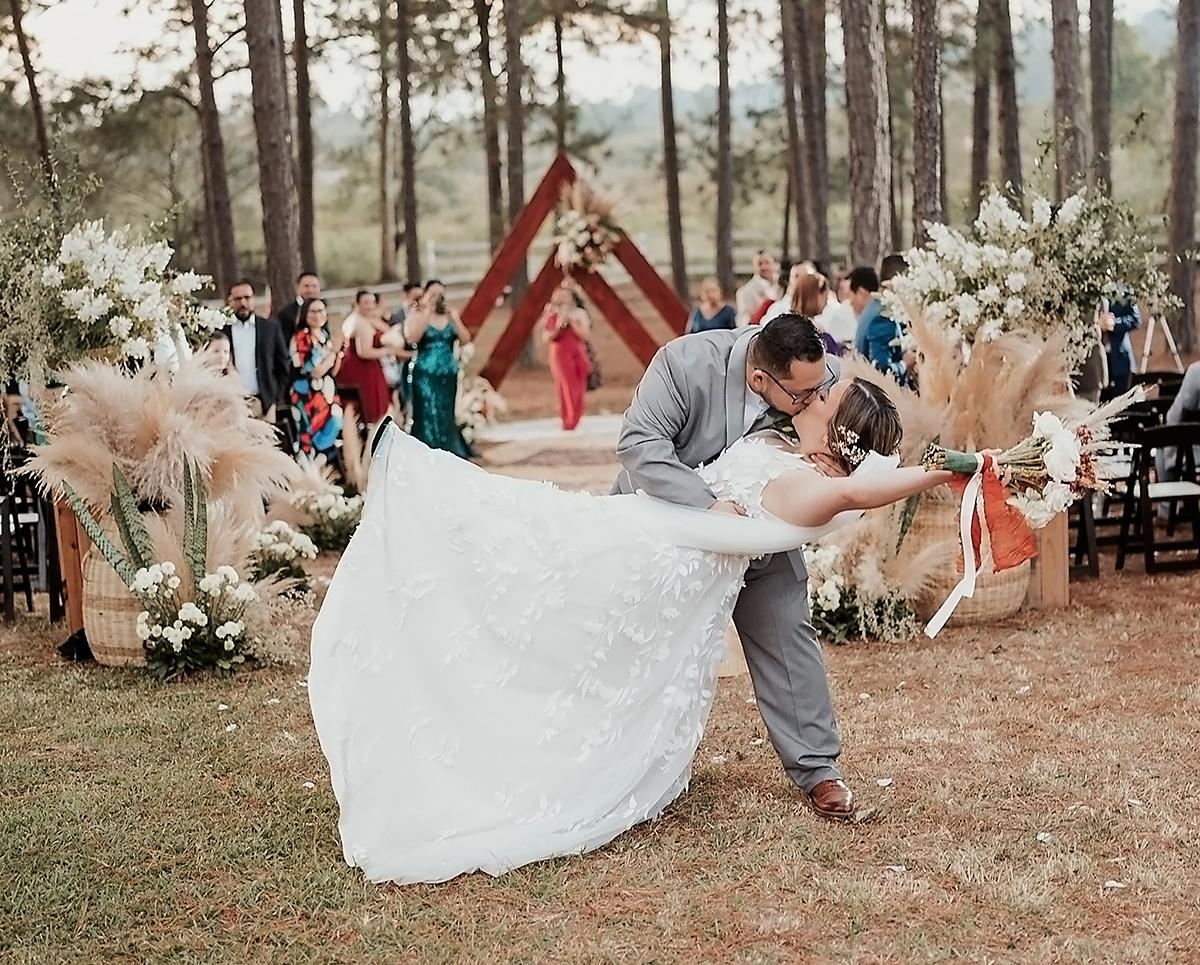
[3,564,1200,963]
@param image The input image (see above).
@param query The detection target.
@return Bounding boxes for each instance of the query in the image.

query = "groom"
[613,314,854,820]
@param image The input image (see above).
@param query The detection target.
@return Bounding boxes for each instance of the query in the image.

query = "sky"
[22,0,1175,113]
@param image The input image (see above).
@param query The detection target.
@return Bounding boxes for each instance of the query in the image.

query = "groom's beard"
[233,308,253,322]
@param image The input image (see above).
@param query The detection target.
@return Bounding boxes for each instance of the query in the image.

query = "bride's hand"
[709,500,748,517]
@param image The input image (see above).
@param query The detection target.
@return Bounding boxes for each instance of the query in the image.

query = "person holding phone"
[403,280,474,459]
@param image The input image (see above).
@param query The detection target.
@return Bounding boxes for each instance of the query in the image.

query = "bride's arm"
[761,466,956,528]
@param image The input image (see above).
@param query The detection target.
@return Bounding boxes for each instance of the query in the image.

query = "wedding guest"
[386,282,423,412]
[1157,361,1200,482]
[686,277,736,334]
[338,290,400,433]
[276,271,321,343]
[404,280,474,458]
[223,279,291,423]
[792,273,842,357]
[823,269,860,348]
[1102,293,1142,395]
[541,283,592,431]
[290,297,343,464]
[734,250,779,328]
[851,258,914,386]
[762,262,813,326]
[200,332,235,378]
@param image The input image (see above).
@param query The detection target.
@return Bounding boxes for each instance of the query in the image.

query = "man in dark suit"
[224,280,292,423]
[275,271,321,344]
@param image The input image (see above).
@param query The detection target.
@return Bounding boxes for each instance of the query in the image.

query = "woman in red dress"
[540,283,592,431]
[337,291,408,486]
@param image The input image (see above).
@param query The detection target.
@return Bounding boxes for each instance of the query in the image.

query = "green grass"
[4,570,1200,963]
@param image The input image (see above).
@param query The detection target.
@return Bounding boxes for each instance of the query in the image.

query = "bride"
[308,377,955,884]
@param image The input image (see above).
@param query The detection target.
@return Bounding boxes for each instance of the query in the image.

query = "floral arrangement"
[454,343,506,445]
[26,359,296,528]
[250,520,318,591]
[805,544,917,644]
[885,188,1179,370]
[552,180,622,273]
[60,458,270,678]
[924,388,1142,529]
[39,221,227,364]
[291,487,364,553]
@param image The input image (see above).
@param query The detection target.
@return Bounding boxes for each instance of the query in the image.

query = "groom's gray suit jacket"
[612,327,838,582]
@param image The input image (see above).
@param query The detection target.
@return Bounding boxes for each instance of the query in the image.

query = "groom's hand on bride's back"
[709,500,748,516]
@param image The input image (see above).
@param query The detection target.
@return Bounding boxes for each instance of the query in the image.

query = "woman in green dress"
[403,280,474,459]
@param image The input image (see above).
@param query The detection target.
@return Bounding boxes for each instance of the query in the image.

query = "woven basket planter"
[82,550,146,668]
[904,497,1032,625]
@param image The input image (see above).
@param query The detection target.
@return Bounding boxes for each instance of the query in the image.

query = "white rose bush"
[884,187,1179,371]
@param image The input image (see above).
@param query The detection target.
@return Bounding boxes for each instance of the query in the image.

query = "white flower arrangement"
[250,520,318,590]
[41,220,226,362]
[132,561,258,674]
[291,486,364,552]
[804,538,919,644]
[552,180,622,274]
[454,343,507,445]
[885,188,1180,370]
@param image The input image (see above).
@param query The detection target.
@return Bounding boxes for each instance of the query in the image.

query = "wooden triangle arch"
[460,151,689,387]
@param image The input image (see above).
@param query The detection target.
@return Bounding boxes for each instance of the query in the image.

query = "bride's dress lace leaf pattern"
[309,432,817,884]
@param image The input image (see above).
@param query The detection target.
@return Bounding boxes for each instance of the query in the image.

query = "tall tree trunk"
[554,7,567,153]
[840,0,891,268]
[199,150,221,283]
[378,0,397,281]
[658,0,688,299]
[473,0,505,251]
[1089,0,1114,191]
[292,0,316,271]
[245,0,301,315]
[780,0,813,258]
[396,0,420,281]
[505,0,528,302]
[994,0,1023,203]
[911,0,942,245]
[715,0,734,294]
[190,0,239,295]
[10,0,54,188]
[782,175,793,262]
[887,105,902,252]
[970,0,994,217]
[1050,0,1090,198]
[939,79,949,218]
[800,0,829,260]
[1168,0,1200,352]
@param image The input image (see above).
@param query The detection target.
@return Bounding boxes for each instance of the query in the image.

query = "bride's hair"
[826,378,903,474]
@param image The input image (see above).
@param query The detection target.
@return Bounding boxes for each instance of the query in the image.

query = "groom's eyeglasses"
[761,363,837,408]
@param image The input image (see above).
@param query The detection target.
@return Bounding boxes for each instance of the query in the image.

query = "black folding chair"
[1115,423,1200,574]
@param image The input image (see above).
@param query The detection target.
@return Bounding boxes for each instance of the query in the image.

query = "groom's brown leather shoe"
[806,779,856,821]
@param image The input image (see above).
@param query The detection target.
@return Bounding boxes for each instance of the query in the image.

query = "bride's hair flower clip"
[828,426,869,471]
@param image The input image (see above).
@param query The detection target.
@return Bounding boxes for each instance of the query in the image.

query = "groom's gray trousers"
[612,328,843,793]
[733,553,841,792]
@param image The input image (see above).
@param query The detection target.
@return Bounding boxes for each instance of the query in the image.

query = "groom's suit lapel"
[724,329,758,448]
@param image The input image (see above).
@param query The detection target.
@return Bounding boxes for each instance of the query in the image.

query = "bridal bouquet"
[923,387,1142,530]
[40,220,227,362]
[553,180,622,273]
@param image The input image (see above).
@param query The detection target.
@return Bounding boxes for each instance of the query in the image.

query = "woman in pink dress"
[540,284,592,431]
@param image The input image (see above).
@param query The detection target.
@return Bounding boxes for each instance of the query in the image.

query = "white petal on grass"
[225,723,238,733]
[1103,880,1127,890]
[859,692,871,700]
[1036,831,1053,844]
[709,755,726,765]
[885,865,907,874]
[302,781,316,790]
[750,738,765,746]
[266,698,281,706]
[1126,798,1144,807]
[877,778,894,788]
[217,703,229,711]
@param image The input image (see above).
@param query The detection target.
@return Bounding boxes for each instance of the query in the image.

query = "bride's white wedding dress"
[308,426,892,884]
